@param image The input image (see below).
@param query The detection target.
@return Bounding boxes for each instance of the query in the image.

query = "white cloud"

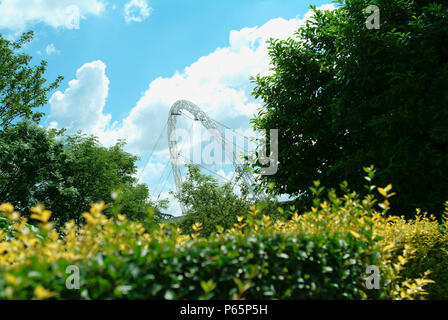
[124,0,152,23]
[97,12,329,154]
[45,43,60,55]
[0,0,106,31]
[48,60,111,134]
[47,4,335,153]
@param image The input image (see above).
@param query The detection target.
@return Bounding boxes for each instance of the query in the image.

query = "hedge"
[0,184,444,300]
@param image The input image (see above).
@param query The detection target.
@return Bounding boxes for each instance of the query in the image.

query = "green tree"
[0,121,65,212]
[0,121,159,226]
[0,31,62,128]
[251,0,448,218]
[174,165,252,236]
[110,183,170,223]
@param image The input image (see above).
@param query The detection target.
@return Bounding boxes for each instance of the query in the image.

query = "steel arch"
[168,100,259,215]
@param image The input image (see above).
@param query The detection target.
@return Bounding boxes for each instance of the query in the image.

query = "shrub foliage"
[0,181,443,300]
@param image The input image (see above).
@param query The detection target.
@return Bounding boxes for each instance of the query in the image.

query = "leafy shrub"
[374,205,448,299]
[0,183,440,300]
[0,216,9,232]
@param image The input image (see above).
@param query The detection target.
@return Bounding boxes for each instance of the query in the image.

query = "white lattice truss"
[168,100,259,215]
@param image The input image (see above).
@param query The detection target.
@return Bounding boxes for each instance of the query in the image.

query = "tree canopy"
[251,0,448,218]
[0,121,158,226]
[174,165,253,236]
[0,31,62,129]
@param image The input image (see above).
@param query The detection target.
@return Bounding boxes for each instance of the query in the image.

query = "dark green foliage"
[0,121,158,226]
[0,231,384,300]
[0,31,63,128]
[251,0,448,218]
[0,121,65,212]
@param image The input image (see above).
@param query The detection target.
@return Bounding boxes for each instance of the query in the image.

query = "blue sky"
[0,0,332,215]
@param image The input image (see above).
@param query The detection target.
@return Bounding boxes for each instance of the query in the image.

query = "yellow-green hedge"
[0,185,445,300]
